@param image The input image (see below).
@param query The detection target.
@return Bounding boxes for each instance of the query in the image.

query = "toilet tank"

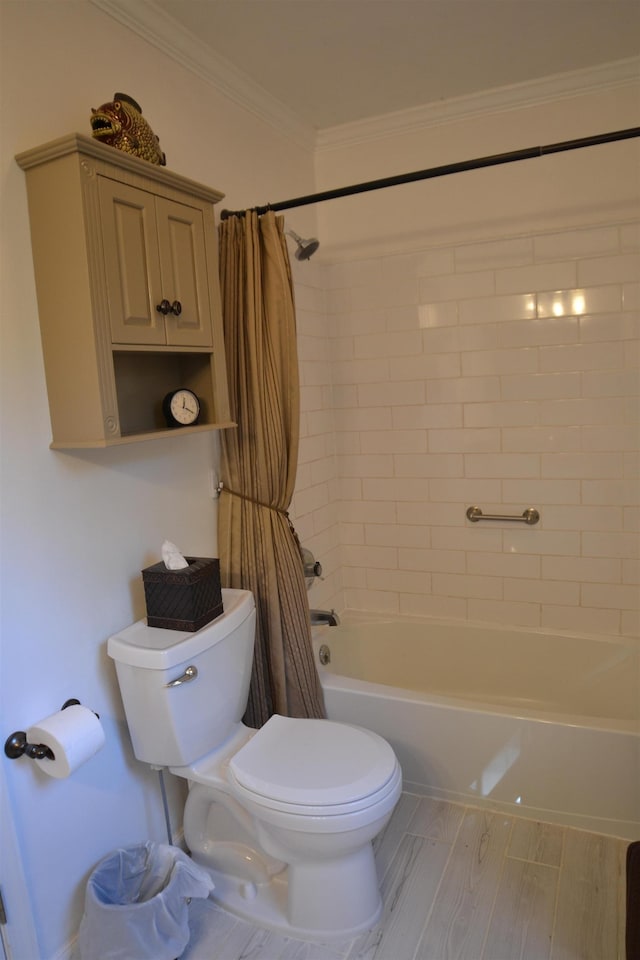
[107,588,256,766]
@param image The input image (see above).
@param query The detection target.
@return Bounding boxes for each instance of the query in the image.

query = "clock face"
[164,388,200,427]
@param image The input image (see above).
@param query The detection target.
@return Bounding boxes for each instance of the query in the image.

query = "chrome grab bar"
[466,506,540,525]
[165,665,198,687]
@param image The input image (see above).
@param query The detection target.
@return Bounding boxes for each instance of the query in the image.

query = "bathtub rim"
[313,608,640,652]
[312,613,640,735]
[315,650,639,736]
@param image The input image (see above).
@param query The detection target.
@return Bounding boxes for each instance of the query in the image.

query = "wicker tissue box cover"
[142,557,223,631]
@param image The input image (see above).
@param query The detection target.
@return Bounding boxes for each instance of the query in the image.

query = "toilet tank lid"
[107,588,254,670]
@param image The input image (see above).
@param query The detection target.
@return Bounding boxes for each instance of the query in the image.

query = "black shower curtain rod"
[220,126,640,221]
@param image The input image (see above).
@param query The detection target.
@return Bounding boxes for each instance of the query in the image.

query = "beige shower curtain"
[217,210,326,728]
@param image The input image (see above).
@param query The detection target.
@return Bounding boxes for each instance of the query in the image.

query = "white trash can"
[78,842,214,960]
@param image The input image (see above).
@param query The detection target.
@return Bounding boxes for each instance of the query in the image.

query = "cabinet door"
[99,178,166,345]
[156,197,213,347]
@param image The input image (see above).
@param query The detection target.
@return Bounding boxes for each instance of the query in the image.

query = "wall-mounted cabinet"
[17,133,234,448]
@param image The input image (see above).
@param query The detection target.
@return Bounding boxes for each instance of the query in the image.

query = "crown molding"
[316,57,640,152]
[89,1,638,157]
[89,0,316,152]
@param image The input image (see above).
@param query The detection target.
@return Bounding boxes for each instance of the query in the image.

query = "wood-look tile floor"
[181,793,628,960]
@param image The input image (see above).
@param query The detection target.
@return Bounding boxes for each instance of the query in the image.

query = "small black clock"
[162,388,200,427]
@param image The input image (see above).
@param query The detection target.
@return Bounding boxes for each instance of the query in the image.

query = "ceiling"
[150,0,639,129]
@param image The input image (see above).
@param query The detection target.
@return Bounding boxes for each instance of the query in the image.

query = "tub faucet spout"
[310,609,340,626]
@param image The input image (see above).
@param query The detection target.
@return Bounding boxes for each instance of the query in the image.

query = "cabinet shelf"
[50,422,236,450]
[17,133,234,448]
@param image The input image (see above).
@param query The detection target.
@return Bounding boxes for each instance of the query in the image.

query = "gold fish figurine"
[90,93,166,165]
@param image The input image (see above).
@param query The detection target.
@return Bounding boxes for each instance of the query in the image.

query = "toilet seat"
[228,714,399,814]
[229,762,402,823]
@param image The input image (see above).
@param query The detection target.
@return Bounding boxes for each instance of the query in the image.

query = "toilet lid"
[228,714,397,806]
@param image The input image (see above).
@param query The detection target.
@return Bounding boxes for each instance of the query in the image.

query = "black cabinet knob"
[156,299,171,315]
[171,300,182,316]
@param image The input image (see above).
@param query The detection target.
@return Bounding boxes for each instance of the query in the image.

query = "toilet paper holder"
[4,698,98,762]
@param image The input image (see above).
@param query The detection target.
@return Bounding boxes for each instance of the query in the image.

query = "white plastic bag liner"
[78,842,214,960]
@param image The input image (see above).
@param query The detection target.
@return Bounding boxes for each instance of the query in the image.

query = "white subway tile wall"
[291,221,640,637]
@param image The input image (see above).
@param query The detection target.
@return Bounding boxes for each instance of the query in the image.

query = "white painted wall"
[0,4,316,958]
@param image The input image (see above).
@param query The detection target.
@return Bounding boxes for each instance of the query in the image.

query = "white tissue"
[162,540,189,570]
[27,705,105,779]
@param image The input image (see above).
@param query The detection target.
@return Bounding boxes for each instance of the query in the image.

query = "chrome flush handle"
[165,665,198,688]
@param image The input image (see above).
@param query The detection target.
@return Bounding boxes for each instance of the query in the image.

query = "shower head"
[286,229,320,261]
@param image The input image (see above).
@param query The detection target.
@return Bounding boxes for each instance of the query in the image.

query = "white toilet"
[107,588,402,940]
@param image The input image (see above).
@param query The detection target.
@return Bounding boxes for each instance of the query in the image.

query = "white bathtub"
[313,615,640,840]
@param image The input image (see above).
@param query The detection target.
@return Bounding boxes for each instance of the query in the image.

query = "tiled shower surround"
[291,219,639,638]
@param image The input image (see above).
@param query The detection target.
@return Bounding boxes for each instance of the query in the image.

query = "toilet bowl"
[172,715,401,937]
[108,589,402,940]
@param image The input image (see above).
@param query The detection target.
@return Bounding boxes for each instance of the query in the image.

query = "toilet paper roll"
[27,705,105,779]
